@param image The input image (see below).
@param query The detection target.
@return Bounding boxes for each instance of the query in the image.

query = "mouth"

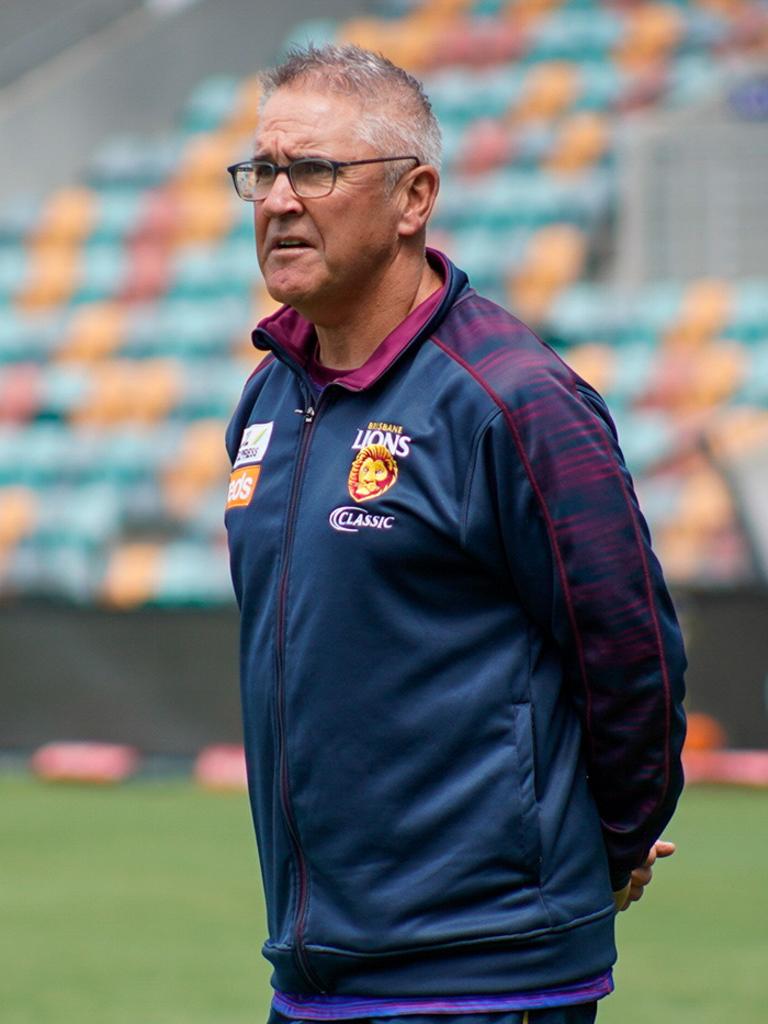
[271,238,313,254]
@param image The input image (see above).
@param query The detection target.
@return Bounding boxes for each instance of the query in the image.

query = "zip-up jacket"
[225,250,687,1000]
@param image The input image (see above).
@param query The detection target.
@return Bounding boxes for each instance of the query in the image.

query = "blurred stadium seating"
[0,0,767,615]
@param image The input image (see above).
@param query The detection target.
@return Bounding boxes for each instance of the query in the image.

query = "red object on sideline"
[684,749,768,787]
[30,742,140,783]
[194,744,248,791]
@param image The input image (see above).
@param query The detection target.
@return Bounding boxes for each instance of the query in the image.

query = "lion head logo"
[348,445,398,503]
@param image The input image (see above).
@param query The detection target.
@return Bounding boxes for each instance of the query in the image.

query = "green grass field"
[2,776,766,1024]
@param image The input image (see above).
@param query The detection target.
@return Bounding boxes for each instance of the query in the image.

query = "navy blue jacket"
[225,251,686,999]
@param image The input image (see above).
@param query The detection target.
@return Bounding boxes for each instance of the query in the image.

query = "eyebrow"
[250,151,327,162]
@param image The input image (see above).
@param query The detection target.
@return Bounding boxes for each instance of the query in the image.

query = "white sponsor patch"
[329,506,395,533]
[234,422,274,469]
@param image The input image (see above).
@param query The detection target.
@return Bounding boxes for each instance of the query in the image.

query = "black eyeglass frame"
[226,155,420,201]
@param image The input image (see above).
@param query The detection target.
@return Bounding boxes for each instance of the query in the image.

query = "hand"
[614,839,676,912]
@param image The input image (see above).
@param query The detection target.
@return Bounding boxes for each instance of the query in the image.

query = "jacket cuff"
[610,867,631,891]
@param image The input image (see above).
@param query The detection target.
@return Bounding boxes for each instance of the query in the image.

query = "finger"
[631,866,653,887]
[613,883,631,913]
[655,840,676,858]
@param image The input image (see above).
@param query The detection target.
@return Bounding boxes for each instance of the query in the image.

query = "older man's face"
[253,86,404,323]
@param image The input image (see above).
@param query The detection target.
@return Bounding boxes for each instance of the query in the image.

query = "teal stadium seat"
[665,55,724,108]
[74,244,127,304]
[734,344,768,406]
[526,11,623,63]
[37,365,90,421]
[31,483,122,547]
[679,6,730,52]
[154,540,234,606]
[0,314,59,364]
[576,62,622,112]
[612,410,675,475]
[5,539,103,602]
[728,281,768,343]
[0,427,24,484]
[122,297,247,359]
[633,474,683,530]
[610,343,656,404]
[280,19,338,55]
[184,485,231,540]
[0,195,40,244]
[626,283,684,345]
[425,67,524,129]
[444,226,530,297]
[88,135,184,188]
[88,189,143,244]
[88,426,179,486]
[169,242,255,301]
[0,245,27,301]
[181,76,240,134]
[176,360,251,421]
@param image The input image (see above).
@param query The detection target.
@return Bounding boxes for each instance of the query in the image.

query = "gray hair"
[259,44,442,185]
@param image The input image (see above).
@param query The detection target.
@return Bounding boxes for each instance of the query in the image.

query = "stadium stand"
[0,0,767,608]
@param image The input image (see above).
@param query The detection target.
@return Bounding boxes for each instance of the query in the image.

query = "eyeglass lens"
[236,160,336,200]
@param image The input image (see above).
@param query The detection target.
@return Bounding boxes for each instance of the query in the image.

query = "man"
[225,44,686,1024]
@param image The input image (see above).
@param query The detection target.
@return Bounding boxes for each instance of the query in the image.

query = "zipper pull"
[293,406,315,423]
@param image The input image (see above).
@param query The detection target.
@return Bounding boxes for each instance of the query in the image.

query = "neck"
[313,253,442,371]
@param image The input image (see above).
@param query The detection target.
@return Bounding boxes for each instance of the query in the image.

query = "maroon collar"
[254,249,450,391]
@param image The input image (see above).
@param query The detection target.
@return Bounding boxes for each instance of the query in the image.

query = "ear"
[396,165,440,239]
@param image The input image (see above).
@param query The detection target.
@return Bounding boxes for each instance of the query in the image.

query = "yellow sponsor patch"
[226,466,261,509]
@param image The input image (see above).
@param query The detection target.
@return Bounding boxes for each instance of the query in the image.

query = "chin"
[263,270,307,303]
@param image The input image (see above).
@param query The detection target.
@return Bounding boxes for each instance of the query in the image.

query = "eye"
[252,163,274,185]
[290,159,336,198]
[297,160,332,177]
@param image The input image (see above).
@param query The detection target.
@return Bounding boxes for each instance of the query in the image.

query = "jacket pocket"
[510,702,542,879]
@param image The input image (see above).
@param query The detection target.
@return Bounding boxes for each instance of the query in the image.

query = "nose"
[260,168,304,217]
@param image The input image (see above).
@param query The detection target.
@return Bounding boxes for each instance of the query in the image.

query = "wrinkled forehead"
[254,84,372,158]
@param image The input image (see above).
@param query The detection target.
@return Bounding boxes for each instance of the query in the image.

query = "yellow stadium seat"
[501,0,561,28]
[509,226,587,323]
[546,113,610,174]
[646,340,743,412]
[678,466,733,533]
[58,302,126,362]
[176,133,241,189]
[102,541,162,607]
[131,360,179,422]
[171,186,234,245]
[227,75,263,134]
[509,62,580,123]
[692,343,745,408]
[565,343,615,394]
[33,188,95,245]
[654,523,704,583]
[615,3,683,70]
[339,18,392,53]
[707,407,768,460]
[16,243,80,310]
[0,486,37,548]
[72,360,179,425]
[665,280,732,348]
[162,418,231,518]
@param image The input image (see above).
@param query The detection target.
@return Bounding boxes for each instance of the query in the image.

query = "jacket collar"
[251,248,468,392]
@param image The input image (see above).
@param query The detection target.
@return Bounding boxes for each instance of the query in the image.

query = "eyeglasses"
[227,156,419,201]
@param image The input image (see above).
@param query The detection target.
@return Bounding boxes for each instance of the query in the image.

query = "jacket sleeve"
[464,364,687,890]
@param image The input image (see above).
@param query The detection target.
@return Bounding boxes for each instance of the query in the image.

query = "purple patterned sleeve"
[443,328,687,888]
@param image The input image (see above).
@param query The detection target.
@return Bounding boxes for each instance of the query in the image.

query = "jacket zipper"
[274,389,326,992]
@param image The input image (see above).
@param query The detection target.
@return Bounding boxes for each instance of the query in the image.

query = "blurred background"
[1,1,767,1022]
